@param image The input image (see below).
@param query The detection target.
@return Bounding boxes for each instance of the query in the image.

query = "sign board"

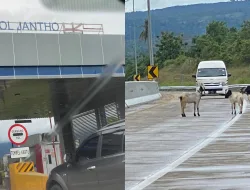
[10,147,30,159]
[147,66,159,80]
[133,74,141,81]
[8,124,28,145]
[0,21,103,34]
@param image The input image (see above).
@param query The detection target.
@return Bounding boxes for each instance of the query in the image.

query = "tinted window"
[197,68,226,77]
[78,136,99,159]
[101,131,124,157]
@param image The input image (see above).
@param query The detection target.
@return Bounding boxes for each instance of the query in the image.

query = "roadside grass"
[158,64,250,86]
[0,80,51,120]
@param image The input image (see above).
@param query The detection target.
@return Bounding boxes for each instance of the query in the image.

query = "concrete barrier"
[9,162,48,190]
[125,81,162,107]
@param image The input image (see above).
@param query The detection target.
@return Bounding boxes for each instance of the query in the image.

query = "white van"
[192,60,231,95]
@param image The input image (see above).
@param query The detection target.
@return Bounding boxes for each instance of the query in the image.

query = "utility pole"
[133,0,138,74]
[147,0,154,66]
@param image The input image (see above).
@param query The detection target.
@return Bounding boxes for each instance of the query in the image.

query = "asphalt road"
[126,92,247,190]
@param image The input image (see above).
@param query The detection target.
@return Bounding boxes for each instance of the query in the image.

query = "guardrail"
[125,83,250,107]
[159,84,250,91]
[125,81,162,107]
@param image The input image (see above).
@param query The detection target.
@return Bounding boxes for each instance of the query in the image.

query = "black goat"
[240,86,250,95]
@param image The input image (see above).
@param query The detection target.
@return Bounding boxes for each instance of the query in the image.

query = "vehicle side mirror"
[192,74,196,78]
[63,153,73,163]
[228,73,231,77]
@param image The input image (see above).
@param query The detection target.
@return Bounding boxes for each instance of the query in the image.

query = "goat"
[240,86,250,102]
[179,84,205,117]
[240,86,250,95]
[225,89,243,115]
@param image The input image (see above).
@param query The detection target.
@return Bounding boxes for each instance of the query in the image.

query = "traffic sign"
[10,147,30,159]
[8,124,28,145]
[147,66,159,79]
[133,74,141,81]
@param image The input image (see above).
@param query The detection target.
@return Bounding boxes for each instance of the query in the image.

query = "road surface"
[126,92,247,190]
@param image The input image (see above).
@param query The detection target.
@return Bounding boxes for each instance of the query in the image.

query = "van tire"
[50,183,63,190]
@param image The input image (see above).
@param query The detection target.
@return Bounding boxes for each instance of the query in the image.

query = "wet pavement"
[144,101,250,190]
[126,92,246,190]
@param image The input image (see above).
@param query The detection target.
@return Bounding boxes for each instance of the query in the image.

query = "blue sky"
[125,0,229,12]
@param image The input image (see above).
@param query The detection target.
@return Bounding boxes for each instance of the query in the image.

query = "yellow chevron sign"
[147,66,158,79]
[133,74,141,81]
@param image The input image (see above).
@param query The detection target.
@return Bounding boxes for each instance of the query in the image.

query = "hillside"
[0,142,12,158]
[125,1,250,55]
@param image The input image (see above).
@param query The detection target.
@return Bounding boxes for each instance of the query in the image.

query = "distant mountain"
[125,1,250,56]
[0,142,12,158]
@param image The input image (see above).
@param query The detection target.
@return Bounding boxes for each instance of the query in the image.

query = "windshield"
[197,68,227,77]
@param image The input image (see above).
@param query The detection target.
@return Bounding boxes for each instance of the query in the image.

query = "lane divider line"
[129,100,248,190]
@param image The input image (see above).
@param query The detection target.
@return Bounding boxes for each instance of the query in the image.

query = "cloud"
[125,0,229,12]
[0,0,124,34]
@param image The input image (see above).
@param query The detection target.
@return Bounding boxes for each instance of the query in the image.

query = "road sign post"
[8,124,28,146]
[147,66,159,80]
[133,74,141,81]
[10,147,30,159]
[8,124,28,162]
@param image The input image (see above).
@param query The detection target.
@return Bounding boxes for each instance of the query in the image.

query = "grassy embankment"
[0,80,51,120]
[157,60,250,86]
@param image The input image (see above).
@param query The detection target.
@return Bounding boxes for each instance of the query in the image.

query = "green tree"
[139,19,148,42]
[239,20,250,39]
[239,39,250,63]
[155,32,184,68]
[206,21,229,44]
[125,57,135,81]
[125,54,150,81]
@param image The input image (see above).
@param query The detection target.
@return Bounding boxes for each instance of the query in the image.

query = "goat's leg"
[239,105,243,114]
[231,104,233,114]
[239,100,243,114]
[181,102,186,117]
[234,103,236,115]
[194,103,196,116]
[197,101,200,116]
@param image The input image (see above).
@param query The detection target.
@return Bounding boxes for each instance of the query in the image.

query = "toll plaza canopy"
[0,32,125,79]
[0,32,125,155]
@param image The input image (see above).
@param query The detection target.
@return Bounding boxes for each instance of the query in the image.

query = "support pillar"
[50,80,76,157]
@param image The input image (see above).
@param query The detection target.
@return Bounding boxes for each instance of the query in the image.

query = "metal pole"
[133,0,138,74]
[49,112,58,166]
[18,145,22,162]
[147,0,154,66]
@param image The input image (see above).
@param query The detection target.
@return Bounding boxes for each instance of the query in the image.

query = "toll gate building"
[0,23,125,162]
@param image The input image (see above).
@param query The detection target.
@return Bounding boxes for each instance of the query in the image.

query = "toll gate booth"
[0,29,125,162]
[19,133,62,175]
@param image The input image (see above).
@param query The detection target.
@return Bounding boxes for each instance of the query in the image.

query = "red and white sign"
[8,124,28,145]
